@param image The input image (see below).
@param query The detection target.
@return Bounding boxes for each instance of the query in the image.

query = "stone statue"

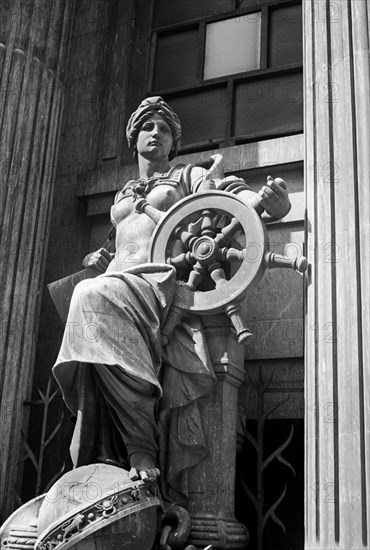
[0,96,294,550]
[52,96,291,506]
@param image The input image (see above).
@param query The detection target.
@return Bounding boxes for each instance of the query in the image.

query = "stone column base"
[188,516,248,549]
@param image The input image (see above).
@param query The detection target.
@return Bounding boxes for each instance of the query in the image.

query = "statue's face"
[136,114,173,161]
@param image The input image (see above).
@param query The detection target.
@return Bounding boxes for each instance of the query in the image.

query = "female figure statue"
[53,96,290,503]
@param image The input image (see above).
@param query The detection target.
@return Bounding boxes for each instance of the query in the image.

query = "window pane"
[268,4,302,67]
[153,0,235,28]
[204,14,261,80]
[233,72,303,139]
[166,87,227,147]
[153,29,199,90]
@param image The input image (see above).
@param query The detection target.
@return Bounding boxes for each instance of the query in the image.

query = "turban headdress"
[126,96,181,160]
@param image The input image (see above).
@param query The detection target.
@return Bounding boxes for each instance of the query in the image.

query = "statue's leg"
[93,364,160,481]
[54,272,173,480]
[69,364,99,467]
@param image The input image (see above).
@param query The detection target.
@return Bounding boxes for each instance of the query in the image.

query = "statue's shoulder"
[163,163,188,182]
[169,163,199,191]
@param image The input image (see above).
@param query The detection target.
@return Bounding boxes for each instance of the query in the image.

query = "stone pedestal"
[187,315,249,549]
[304,0,370,548]
[0,0,75,521]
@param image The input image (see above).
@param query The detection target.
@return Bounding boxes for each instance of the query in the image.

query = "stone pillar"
[0,0,75,521]
[188,315,249,549]
[304,0,370,548]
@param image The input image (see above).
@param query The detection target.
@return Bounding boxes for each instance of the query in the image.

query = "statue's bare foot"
[129,453,160,482]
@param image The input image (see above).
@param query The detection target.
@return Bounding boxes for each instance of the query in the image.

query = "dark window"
[268,4,303,67]
[153,28,199,90]
[168,88,228,149]
[234,72,303,140]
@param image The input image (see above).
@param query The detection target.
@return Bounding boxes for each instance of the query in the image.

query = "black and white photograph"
[0,1,369,549]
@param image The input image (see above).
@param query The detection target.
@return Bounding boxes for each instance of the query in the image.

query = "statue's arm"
[81,226,116,273]
[235,177,291,222]
[187,160,290,222]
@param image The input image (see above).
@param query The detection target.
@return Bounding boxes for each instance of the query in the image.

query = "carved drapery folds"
[305,0,370,548]
[0,0,75,520]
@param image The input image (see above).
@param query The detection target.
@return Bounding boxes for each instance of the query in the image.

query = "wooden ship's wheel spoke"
[200,209,217,238]
[220,247,245,262]
[208,263,227,288]
[187,217,203,237]
[174,225,197,249]
[214,217,242,246]
[167,251,195,269]
[186,262,206,291]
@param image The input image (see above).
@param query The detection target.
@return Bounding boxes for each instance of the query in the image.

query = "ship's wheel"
[136,191,307,345]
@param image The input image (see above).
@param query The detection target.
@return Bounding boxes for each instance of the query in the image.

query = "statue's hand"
[259,176,291,220]
[82,248,113,273]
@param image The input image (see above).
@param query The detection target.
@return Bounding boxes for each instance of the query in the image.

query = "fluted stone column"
[0,0,75,521]
[304,0,370,548]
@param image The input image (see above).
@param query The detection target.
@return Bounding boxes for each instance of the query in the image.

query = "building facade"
[0,0,369,549]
